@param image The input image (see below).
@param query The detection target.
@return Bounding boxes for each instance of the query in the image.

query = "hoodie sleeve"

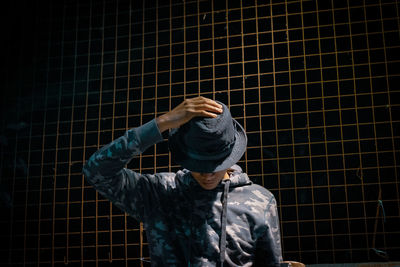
[82,119,166,221]
[255,195,283,267]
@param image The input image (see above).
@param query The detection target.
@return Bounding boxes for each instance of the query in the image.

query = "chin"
[201,183,218,190]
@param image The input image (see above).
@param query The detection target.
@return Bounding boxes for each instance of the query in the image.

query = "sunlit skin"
[191,169,230,190]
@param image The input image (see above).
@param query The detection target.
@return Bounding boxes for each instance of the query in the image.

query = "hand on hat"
[156,96,223,132]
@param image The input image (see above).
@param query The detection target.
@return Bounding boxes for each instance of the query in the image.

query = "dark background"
[1,0,399,265]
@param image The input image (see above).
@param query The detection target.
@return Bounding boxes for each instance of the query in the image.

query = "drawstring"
[219,179,230,267]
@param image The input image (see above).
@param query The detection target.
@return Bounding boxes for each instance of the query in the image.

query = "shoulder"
[148,169,190,190]
[242,183,276,202]
[229,183,276,214]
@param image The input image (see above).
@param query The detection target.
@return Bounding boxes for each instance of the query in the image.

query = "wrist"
[156,114,170,133]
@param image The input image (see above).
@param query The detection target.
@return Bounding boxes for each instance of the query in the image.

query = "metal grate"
[1,0,399,265]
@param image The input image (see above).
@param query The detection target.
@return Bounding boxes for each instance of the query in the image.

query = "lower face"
[190,169,229,190]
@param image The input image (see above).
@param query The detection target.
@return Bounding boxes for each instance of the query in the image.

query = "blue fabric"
[219,179,230,266]
[83,119,283,266]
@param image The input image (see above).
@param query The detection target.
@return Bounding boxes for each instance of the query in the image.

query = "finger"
[204,98,223,110]
[193,103,223,114]
[191,97,223,110]
[198,110,219,118]
[188,106,219,118]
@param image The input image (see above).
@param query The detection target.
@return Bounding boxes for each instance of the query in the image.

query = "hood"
[177,164,253,190]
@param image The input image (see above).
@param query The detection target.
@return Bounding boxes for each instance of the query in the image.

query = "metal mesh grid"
[1,0,399,265]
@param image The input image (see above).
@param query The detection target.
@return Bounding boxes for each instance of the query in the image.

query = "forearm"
[82,119,165,220]
[156,113,172,133]
[83,119,163,180]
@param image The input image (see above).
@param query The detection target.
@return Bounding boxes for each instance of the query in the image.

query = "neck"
[223,171,230,180]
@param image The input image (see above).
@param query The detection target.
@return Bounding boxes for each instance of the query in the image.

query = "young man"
[83,96,282,266]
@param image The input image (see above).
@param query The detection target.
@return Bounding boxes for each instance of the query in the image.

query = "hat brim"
[168,118,247,173]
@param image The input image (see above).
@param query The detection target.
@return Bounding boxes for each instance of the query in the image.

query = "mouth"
[201,180,218,189]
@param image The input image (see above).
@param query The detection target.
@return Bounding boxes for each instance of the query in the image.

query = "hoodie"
[82,119,282,266]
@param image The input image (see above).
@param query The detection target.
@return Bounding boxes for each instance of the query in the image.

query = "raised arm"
[82,118,165,220]
[82,97,223,220]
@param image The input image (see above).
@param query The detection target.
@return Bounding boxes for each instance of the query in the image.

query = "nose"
[201,172,214,178]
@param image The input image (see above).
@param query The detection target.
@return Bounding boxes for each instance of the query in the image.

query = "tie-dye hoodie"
[82,119,282,266]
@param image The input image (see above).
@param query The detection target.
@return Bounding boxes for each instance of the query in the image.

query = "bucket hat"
[168,101,247,173]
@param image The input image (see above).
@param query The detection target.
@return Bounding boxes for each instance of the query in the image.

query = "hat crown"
[182,103,235,160]
[168,100,247,173]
